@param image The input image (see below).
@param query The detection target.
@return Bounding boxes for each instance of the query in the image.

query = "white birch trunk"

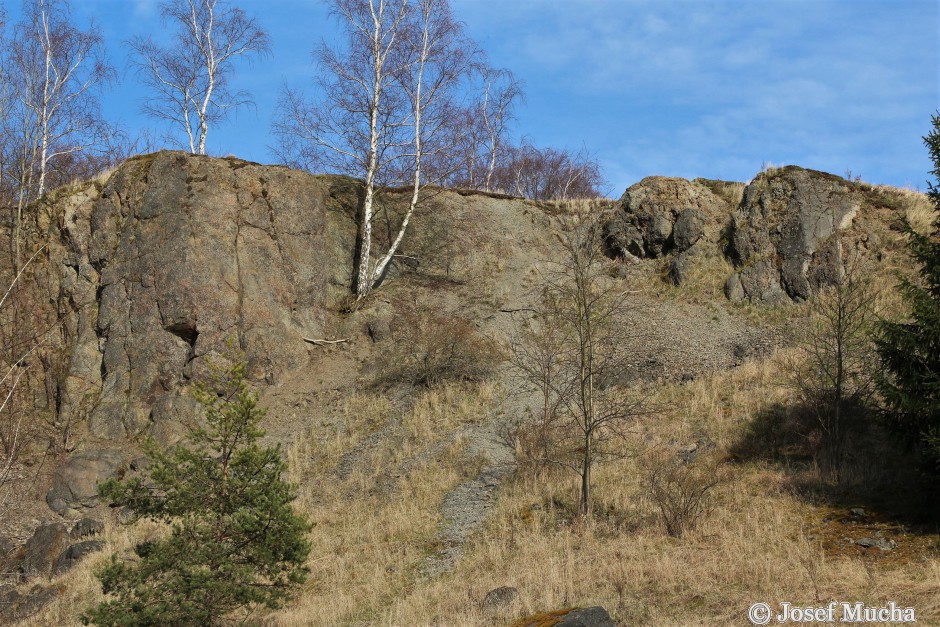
[197,0,215,155]
[355,0,388,298]
[371,1,429,285]
[36,7,53,198]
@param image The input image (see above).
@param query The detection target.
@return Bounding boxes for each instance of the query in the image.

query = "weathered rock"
[514,606,616,627]
[667,241,709,287]
[0,535,14,558]
[855,536,896,550]
[70,518,104,539]
[672,208,705,251]
[724,272,745,303]
[20,523,70,578]
[11,584,60,621]
[46,152,356,442]
[0,583,20,607]
[481,585,518,612]
[556,607,617,627]
[46,449,125,517]
[0,583,61,623]
[52,540,105,576]
[604,176,726,259]
[725,166,859,305]
[366,304,393,343]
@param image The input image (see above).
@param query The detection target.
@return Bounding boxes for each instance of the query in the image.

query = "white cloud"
[132,0,159,19]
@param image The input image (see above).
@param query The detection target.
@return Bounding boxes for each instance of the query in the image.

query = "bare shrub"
[509,214,648,515]
[491,141,605,200]
[647,452,725,538]
[388,308,500,388]
[0,244,68,513]
[791,254,878,479]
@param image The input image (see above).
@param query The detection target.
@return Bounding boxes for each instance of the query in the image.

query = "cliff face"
[23,153,925,523]
[42,155,926,448]
[50,151,356,443]
[724,166,861,305]
[605,166,926,306]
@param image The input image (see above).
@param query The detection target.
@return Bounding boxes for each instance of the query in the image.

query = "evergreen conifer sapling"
[84,354,311,625]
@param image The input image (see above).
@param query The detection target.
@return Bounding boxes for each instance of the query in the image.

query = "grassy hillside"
[17,177,940,626]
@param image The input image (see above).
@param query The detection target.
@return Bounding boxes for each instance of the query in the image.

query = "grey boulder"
[46,449,125,516]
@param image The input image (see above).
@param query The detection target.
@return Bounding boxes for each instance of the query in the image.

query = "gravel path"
[418,414,516,577]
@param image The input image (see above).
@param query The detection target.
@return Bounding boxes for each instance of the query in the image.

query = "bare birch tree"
[273,0,476,299]
[129,0,269,155]
[478,67,522,191]
[0,7,10,209]
[369,0,478,285]
[5,0,112,267]
[275,0,410,298]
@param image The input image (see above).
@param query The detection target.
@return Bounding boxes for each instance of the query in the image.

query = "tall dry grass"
[366,355,939,626]
[20,356,940,626]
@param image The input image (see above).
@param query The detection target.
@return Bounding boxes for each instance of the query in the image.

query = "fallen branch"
[303,337,349,346]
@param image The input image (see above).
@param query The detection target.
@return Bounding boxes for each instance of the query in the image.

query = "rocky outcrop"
[19,522,71,578]
[8,518,106,580]
[604,176,726,259]
[513,606,616,627]
[0,584,60,623]
[52,540,105,576]
[46,449,126,517]
[49,151,356,443]
[725,166,860,305]
[604,167,914,304]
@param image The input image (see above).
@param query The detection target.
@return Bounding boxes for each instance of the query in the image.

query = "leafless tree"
[496,140,605,200]
[792,253,878,477]
[129,0,269,155]
[274,0,411,299]
[274,0,476,299]
[511,214,645,515]
[478,67,522,191]
[370,0,479,285]
[0,6,10,209]
[4,0,113,268]
[436,66,521,191]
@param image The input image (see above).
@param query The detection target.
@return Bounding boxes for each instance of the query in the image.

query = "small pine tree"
[84,354,311,626]
[875,112,940,470]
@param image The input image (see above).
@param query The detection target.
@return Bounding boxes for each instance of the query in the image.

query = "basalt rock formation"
[604,166,919,304]
[724,166,861,305]
[603,176,726,260]
[49,151,355,443]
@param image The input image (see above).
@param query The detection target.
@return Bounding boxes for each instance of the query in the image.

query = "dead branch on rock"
[303,337,350,346]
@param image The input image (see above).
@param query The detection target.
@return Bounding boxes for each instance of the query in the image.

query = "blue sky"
[10,0,940,196]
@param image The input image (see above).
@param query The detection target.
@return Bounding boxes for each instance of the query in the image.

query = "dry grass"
[269,383,499,625]
[538,197,615,219]
[890,186,936,235]
[21,518,170,626]
[365,355,940,626]
[18,351,940,626]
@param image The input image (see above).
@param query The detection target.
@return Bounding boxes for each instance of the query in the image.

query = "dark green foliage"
[83,356,311,626]
[875,113,940,470]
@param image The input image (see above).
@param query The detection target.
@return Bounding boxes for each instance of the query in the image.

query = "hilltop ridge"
[1,152,936,624]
